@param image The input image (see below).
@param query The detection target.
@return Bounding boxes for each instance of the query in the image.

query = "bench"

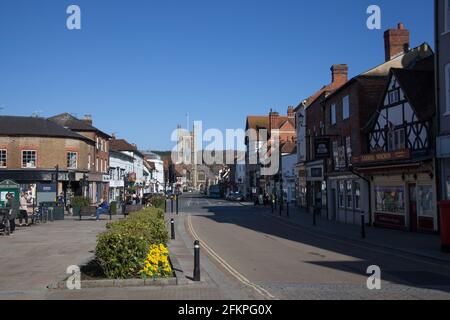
[124,205,144,216]
[78,206,97,220]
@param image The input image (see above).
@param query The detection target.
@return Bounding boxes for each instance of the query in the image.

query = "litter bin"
[439,201,450,253]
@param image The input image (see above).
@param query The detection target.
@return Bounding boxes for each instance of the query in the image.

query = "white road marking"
[187,214,276,300]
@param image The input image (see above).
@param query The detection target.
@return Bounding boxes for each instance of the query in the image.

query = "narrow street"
[179,193,450,300]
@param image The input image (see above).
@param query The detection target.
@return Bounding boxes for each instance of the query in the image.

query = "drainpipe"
[349,166,372,226]
[434,0,442,233]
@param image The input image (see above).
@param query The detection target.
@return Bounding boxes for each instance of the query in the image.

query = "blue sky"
[0,0,434,150]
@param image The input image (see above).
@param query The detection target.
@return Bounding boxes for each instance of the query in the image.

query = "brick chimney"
[269,109,280,132]
[331,64,348,86]
[384,23,410,62]
[83,114,93,126]
[287,106,295,118]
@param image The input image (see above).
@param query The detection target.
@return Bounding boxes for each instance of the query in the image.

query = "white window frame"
[96,158,99,172]
[21,150,37,168]
[88,154,91,170]
[446,64,450,115]
[0,149,6,168]
[67,152,78,170]
[388,90,399,105]
[343,95,350,120]
[331,104,337,125]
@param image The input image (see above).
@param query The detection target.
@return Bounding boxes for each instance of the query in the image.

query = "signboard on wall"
[314,137,331,159]
[352,149,410,164]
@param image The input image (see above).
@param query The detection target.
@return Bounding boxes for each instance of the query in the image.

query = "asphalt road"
[179,193,450,300]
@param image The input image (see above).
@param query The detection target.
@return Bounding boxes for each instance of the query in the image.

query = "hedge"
[95,207,168,279]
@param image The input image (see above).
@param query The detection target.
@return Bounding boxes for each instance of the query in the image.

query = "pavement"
[1,195,450,300]
[239,201,450,264]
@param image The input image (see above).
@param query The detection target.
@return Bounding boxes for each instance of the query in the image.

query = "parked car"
[229,192,245,202]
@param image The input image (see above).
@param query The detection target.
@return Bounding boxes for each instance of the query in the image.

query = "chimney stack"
[384,23,410,62]
[287,106,295,118]
[331,64,348,86]
[83,114,93,125]
[269,110,280,132]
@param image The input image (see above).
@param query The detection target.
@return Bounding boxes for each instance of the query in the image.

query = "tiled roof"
[48,113,111,138]
[110,138,144,157]
[0,116,94,143]
[281,141,297,154]
[246,115,295,130]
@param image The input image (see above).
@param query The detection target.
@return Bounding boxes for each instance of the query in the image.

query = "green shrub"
[70,196,90,208]
[149,196,166,210]
[95,207,168,279]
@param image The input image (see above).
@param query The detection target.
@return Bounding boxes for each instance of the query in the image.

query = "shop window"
[339,181,345,208]
[67,152,78,169]
[354,182,361,210]
[346,180,353,209]
[22,150,37,168]
[346,137,352,165]
[417,185,433,216]
[0,150,6,168]
[375,186,405,214]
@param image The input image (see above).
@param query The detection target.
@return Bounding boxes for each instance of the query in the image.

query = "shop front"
[369,172,437,233]
[327,174,370,225]
[306,160,327,218]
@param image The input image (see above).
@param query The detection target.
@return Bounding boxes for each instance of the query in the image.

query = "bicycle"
[0,209,12,236]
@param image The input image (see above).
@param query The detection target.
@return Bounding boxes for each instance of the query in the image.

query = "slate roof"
[0,116,94,143]
[110,138,144,157]
[48,113,111,138]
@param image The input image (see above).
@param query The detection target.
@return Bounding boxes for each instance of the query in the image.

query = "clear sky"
[0,0,434,151]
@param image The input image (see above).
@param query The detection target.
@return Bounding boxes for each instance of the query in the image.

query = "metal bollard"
[313,208,316,226]
[176,196,179,215]
[193,240,201,281]
[271,200,274,214]
[171,198,174,213]
[287,202,290,218]
[361,213,366,239]
[279,200,282,216]
[165,199,167,213]
[171,218,175,240]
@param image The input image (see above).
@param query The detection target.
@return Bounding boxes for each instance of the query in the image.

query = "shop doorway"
[408,184,418,232]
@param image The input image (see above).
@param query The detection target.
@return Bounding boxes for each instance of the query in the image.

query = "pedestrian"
[5,192,17,234]
[19,192,29,227]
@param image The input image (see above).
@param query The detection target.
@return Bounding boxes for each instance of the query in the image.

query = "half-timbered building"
[354,57,437,232]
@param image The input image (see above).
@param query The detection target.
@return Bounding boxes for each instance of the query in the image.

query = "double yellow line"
[186,214,276,300]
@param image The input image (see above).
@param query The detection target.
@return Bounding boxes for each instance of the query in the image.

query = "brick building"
[0,116,95,204]
[245,107,296,199]
[48,113,111,203]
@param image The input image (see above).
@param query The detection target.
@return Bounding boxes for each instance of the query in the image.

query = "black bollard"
[279,200,282,216]
[271,200,274,214]
[287,202,290,218]
[313,207,317,226]
[171,218,175,240]
[165,198,167,213]
[171,197,173,213]
[176,195,179,215]
[193,240,201,281]
[361,213,366,239]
